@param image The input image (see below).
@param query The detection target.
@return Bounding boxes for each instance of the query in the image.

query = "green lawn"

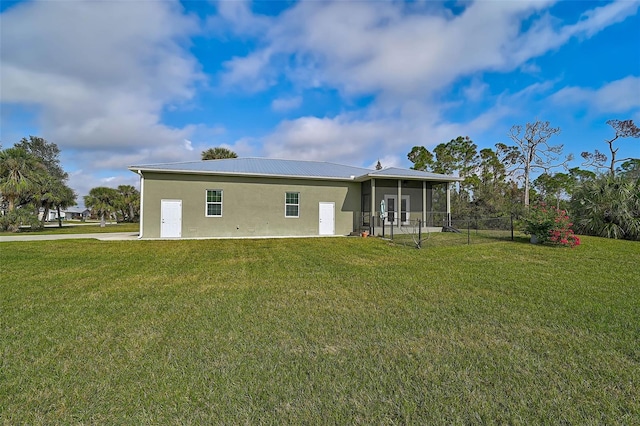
[1,236,638,424]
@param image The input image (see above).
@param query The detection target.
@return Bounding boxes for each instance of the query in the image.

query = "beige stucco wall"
[140,172,361,238]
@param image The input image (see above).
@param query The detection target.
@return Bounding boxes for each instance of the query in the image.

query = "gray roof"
[129,158,460,182]
[366,167,463,181]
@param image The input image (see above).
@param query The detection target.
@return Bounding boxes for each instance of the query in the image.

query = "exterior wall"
[140,172,361,238]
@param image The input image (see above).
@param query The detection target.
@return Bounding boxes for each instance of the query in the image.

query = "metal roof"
[129,158,460,182]
[366,167,464,181]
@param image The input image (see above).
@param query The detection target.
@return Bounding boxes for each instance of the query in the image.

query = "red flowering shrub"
[524,203,580,248]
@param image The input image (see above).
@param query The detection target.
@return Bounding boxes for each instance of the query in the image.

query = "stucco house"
[129,158,462,239]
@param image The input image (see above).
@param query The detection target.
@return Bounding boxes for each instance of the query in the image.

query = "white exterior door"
[161,200,182,238]
[319,202,335,235]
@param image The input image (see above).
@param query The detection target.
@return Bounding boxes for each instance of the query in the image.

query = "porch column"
[422,181,427,223]
[370,178,376,219]
[397,179,402,226]
[446,182,451,226]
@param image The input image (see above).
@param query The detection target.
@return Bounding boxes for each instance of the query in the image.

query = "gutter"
[128,167,362,182]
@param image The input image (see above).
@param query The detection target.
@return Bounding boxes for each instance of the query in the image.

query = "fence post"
[370,212,374,236]
[510,213,514,241]
[418,219,422,249]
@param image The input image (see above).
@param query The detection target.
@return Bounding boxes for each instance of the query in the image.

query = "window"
[285,192,299,217]
[206,190,222,217]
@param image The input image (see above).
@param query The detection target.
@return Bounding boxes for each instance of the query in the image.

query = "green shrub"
[522,203,580,247]
[0,209,41,232]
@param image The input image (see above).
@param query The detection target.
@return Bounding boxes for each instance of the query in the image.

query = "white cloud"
[551,76,640,114]
[217,1,637,99]
[207,0,272,37]
[225,137,260,157]
[510,1,639,65]
[184,139,194,151]
[260,103,506,168]
[220,49,275,93]
[463,78,490,103]
[271,96,303,112]
[0,0,203,156]
[258,77,570,169]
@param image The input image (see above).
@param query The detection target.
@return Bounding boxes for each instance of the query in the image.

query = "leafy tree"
[408,136,479,178]
[13,136,75,226]
[568,167,596,184]
[84,187,119,227]
[201,147,238,160]
[581,119,640,176]
[618,159,640,180]
[570,174,640,240]
[469,148,513,216]
[502,120,570,207]
[533,172,575,210]
[409,136,480,218]
[15,136,68,181]
[408,146,435,171]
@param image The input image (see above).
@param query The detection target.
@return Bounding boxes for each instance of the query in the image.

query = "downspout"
[136,170,144,239]
[422,181,427,224]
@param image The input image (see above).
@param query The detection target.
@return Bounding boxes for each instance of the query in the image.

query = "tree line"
[0,137,76,231]
[84,185,140,227]
[0,136,140,231]
[407,119,639,240]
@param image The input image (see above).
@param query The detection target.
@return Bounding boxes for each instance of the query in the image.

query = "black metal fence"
[379,216,514,249]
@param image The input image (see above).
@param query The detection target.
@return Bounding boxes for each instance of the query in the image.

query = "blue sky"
[1,0,639,206]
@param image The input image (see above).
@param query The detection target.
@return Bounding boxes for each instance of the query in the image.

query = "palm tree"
[116,185,139,222]
[570,174,640,240]
[0,147,46,211]
[84,187,118,227]
[201,147,238,160]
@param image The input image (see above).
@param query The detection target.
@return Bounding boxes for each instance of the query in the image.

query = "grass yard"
[391,228,515,248]
[1,236,638,424]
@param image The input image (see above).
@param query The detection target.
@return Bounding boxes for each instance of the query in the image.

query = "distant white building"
[38,207,90,221]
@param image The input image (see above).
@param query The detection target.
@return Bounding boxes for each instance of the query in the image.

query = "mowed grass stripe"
[1,236,638,424]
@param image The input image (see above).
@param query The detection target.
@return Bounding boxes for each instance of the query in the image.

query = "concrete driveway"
[0,232,140,242]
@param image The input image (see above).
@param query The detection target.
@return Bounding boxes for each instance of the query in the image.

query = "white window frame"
[205,189,223,217]
[285,192,300,218]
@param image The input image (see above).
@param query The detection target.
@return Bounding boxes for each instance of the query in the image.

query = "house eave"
[127,167,360,182]
[356,173,464,182]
